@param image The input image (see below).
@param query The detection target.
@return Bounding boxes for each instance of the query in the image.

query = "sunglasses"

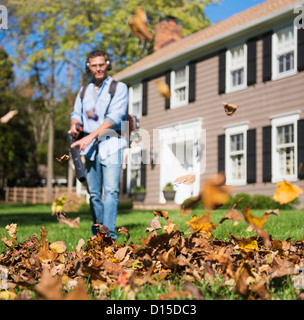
[87,62,108,69]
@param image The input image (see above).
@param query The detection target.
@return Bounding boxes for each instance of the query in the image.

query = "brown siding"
[137,37,304,204]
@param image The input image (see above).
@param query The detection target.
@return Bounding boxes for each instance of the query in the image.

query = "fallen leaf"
[185,213,217,239]
[273,180,303,204]
[241,207,270,248]
[238,238,259,252]
[50,241,67,254]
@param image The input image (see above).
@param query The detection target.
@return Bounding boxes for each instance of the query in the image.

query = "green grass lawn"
[0,203,303,300]
[1,202,304,252]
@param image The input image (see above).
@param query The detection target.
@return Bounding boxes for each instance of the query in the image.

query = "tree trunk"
[46,112,54,202]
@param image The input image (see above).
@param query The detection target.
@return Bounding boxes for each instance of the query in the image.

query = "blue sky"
[205,0,266,24]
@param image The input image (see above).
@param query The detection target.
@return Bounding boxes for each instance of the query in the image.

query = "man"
[69,49,128,239]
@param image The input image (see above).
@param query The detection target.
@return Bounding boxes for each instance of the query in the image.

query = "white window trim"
[272,25,298,81]
[225,44,247,93]
[129,83,143,119]
[170,65,189,109]
[225,123,249,186]
[271,111,300,183]
[126,145,142,194]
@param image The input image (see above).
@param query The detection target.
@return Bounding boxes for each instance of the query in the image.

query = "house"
[114,0,304,206]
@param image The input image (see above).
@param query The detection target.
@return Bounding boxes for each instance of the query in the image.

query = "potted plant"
[163,182,176,202]
[131,185,146,202]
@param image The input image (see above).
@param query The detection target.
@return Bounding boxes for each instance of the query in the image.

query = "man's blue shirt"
[71,76,129,160]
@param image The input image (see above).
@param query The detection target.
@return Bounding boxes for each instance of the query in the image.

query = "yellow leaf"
[238,238,259,252]
[273,180,303,204]
[185,213,217,238]
[201,173,232,210]
[0,291,17,300]
[156,81,171,99]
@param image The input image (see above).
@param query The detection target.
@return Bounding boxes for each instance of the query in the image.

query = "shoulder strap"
[80,84,88,102]
[105,80,118,116]
[79,85,88,125]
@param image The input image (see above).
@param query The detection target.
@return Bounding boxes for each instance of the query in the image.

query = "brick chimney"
[153,17,183,51]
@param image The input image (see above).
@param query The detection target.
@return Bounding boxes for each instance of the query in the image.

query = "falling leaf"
[163,219,177,234]
[51,194,67,215]
[0,110,18,124]
[201,173,232,210]
[173,173,196,186]
[5,223,18,238]
[156,81,171,99]
[56,154,69,163]
[146,216,162,233]
[56,210,80,228]
[264,209,280,216]
[219,208,245,224]
[153,210,169,220]
[185,213,217,239]
[118,226,130,241]
[128,7,153,42]
[273,180,303,204]
[223,102,238,116]
[75,238,85,252]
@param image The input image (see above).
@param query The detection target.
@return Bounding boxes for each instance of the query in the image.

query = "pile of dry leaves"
[1,173,304,300]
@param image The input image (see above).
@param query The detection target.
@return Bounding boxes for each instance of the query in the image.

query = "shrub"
[180,196,202,210]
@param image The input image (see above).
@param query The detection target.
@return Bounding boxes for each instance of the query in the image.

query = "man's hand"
[71,134,94,152]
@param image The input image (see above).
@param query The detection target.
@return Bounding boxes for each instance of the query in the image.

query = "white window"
[127,146,142,193]
[272,25,298,80]
[271,112,300,182]
[170,65,189,108]
[225,123,248,185]
[226,44,247,93]
[129,83,142,118]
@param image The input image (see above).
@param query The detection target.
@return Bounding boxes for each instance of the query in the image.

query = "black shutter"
[218,49,226,94]
[122,168,127,194]
[298,119,304,179]
[188,61,196,103]
[247,38,257,86]
[247,129,256,183]
[165,71,171,109]
[298,28,304,72]
[142,80,148,116]
[141,150,147,189]
[263,31,273,82]
[218,134,225,173]
[262,126,272,182]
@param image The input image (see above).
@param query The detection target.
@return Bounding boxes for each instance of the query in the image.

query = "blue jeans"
[85,148,122,239]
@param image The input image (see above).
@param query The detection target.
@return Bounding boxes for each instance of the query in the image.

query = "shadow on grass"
[0,209,93,227]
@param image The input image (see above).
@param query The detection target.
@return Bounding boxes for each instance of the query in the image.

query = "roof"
[114,0,303,82]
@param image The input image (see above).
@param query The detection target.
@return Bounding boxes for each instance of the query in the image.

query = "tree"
[4,0,218,201]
